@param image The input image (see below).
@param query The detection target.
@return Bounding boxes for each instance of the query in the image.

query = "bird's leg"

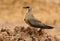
[38,28,44,35]
[38,28,43,32]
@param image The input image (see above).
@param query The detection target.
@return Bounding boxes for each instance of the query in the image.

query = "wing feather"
[28,19,45,27]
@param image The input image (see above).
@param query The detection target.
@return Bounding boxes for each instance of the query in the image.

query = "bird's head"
[23,6,35,20]
[23,6,30,8]
[23,6,30,13]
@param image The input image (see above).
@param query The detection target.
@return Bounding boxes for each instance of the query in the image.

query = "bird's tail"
[44,25,54,29]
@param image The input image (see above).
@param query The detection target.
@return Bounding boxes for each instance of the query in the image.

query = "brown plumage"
[23,6,54,29]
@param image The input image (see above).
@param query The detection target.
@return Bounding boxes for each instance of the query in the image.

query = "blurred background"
[0,0,60,40]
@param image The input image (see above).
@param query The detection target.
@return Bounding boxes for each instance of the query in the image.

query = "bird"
[23,6,54,29]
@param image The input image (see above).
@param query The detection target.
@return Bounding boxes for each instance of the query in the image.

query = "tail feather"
[44,25,54,29]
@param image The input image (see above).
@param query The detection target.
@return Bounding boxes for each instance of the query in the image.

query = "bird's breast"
[24,19,30,25]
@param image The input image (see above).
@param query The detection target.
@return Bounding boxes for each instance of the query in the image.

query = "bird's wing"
[28,19,45,27]
[28,19,54,29]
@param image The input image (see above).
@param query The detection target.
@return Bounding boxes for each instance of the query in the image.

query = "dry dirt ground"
[0,0,60,41]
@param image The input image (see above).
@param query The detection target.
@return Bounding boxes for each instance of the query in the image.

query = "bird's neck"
[25,8,35,20]
[26,8,30,13]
